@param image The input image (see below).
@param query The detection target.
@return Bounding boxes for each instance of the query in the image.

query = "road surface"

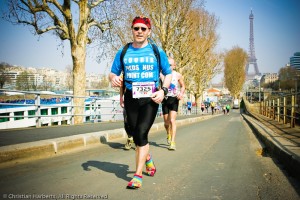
[0,110,299,200]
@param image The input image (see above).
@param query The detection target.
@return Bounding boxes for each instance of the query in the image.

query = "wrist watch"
[162,87,168,96]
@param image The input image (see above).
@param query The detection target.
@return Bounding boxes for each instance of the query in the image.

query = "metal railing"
[0,89,124,129]
[0,89,201,129]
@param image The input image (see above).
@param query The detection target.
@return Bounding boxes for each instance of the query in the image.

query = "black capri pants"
[124,89,159,146]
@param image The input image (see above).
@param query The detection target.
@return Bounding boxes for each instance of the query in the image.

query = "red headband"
[132,16,151,28]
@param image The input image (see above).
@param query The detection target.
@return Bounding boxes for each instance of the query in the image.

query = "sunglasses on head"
[133,27,148,32]
[134,16,150,22]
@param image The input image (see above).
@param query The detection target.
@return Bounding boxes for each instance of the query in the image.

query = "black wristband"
[162,87,168,96]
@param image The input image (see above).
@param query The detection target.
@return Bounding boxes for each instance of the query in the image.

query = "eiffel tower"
[246,9,260,80]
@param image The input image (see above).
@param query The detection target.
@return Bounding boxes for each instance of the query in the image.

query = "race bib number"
[167,88,178,97]
[132,82,155,98]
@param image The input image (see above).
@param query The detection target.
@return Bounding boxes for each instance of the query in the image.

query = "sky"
[0,0,299,82]
[205,0,300,81]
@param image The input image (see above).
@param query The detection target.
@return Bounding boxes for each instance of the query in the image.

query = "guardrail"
[244,92,300,128]
[0,89,124,129]
[0,89,201,129]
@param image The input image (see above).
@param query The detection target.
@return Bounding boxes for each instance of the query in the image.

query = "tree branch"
[16,0,70,39]
[89,0,106,8]
[88,19,112,32]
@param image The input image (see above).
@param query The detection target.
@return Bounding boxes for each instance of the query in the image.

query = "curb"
[0,114,217,167]
[241,115,266,156]
[242,113,300,180]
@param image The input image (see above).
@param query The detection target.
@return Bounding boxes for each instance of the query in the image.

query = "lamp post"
[259,79,261,102]
[246,86,249,101]
[295,74,300,106]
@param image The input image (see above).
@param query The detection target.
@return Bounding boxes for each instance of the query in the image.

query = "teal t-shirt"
[110,43,171,90]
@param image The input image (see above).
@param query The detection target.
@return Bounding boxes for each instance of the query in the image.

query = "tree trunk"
[71,44,86,124]
[195,93,201,114]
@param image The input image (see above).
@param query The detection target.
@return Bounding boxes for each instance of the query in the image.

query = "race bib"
[167,88,178,97]
[132,82,155,98]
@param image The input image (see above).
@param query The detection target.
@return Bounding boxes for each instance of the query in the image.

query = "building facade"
[2,65,104,91]
[260,73,279,84]
[290,52,300,71]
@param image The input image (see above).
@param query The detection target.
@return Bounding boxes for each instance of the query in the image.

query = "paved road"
[0,114,204,147]
[0,111,299,200]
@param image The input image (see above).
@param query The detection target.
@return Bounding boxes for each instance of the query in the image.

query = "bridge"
[0,99,299,199]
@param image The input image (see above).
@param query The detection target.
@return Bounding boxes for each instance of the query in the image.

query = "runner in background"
[226,104,231,115]
[120,85,134,150]
[222,105,226,115]
[161,57,185,150]
[210,101,216,115]
[187,99,192,115]
[201,102,205,114]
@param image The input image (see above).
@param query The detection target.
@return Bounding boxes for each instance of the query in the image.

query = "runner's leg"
[125,96,158,177]
[169,110,178,142]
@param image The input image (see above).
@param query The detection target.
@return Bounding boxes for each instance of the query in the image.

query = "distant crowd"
[0,97,71,105]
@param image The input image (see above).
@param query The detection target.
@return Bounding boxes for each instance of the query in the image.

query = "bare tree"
[0,62,12,89]
[108,0,221,105]
[182,9,221,105]
[106,0,203,59]
[99,0,136,54]
[40,74,54,91]
[278,65,300,91]
[4,0,120,124]
[65,65,73,91]
[137,0,198,55]
[90,77,108,89]
[224,46,248,98]
[16,71,31,91]
[98,75,109,89]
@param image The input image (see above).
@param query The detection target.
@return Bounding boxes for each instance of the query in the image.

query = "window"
[41,109,48,115]
[61,107,67,114]
[0,113,9,123]
[51,108,58,115]
[28,110,35,118]
[14,111,24,120]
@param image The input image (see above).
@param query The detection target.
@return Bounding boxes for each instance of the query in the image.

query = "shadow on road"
[104,139,169,150]
[104,141,124,150]
[149,141,169,149]
[81,160,133,182]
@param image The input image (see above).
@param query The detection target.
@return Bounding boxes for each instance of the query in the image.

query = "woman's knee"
[169,118,176,125]
[164,122,170,128]
[133,128,149,146]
